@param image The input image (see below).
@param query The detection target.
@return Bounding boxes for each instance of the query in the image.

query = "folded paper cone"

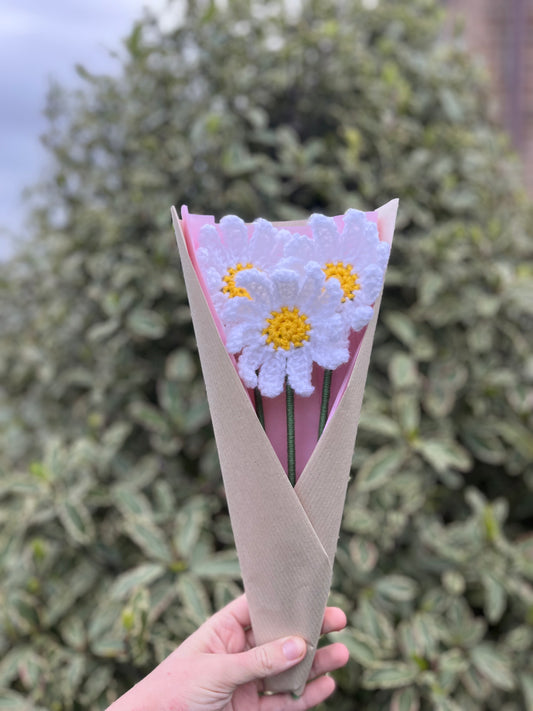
[171,200,398,694]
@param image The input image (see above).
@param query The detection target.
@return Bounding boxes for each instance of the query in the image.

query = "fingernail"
[282,637,306,660]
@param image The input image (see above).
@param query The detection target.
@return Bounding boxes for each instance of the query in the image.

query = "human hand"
[108,594,349,711]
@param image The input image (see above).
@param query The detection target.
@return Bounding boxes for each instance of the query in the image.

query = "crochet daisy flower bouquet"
[171,199,398,694]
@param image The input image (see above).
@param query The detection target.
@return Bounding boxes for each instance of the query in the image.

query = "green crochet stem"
[254,386,265,430]
[285,377,296,487]
[318,369,333,439]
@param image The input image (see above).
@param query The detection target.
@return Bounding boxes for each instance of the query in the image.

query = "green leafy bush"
[1,0,532,709]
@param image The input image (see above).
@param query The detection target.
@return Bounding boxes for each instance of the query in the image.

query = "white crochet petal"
[341,210,382,267]
[286,347,314,396]
[346,303,374,332]
[223,295,263,324]
[197,249,227,283]
[356,264,386,305]
[211,291,228,316]
[311,278,343,319]
[237,344,265,389]
[376,241,391,271]
[197,265,222,293]
[258,349,287,397]
[220,215,249,262]
[310,336,350,370]
[283,233,314,266]
[198,224,223,252]
[235,268,273,306]
[342,208,370,236]
[298,263,326,310]
[311,312,344,344]
[309,213,339,262]
[249,219,281,266]
[277,255,303,272]
[242,343,265,368]
[226,322,261,354]
[271,269,301,306]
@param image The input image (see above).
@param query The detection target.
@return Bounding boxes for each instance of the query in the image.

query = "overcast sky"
[0,0,168,259]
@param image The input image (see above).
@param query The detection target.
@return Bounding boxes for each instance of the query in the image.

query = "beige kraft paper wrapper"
[171,200,398,695]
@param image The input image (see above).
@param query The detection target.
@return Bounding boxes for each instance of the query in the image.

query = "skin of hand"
[107,594,349,711]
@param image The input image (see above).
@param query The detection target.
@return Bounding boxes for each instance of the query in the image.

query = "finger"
[217,636,307,688]
[259,675,336,711]
[244,626,256,649]
[211,593,251,630]
[244,606,345,652]
[216,598,345,636]
[321,607,347,635]
[308,643,349,680]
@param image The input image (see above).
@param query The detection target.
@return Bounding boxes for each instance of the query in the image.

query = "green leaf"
[497,420,533,461]
[363,662,418,689]
[349,537,378,573]
[438,648,468,691]
[124,520,173,563]
[7,593,40,634]
[110,563,166,599]
[482,574,506,623]
[91,636,126,659]
[112,486,153,517]
[62,654,87,697]
[430,696,462,711]
[129,401,170,435]
[461,664,492,700]
[416,438,472,473]
[173,497,208,558]
[176,574,211,625]
[389,353,419,390]
[0,647,34,687]
[354,599,395,650]
[375,575,419,602]
[335,630,377,666]
[398,613,440,659]
[57,499,95,544]
[59,615,87,651]
[391,687,420,711]
[165,349,197,381]
[520,673,533,711]
[0,690,46,710]
[16,650,44,690]
[424,360,467,418]
[470,643,515,691]
[355,447,407,492]
[394,392,420,435]
[126,308,166,338]
[359,412,402,438]
[503,625,533,653]
[384,312,417,347]
[87,319,120,342]
[461,421,506,465]
[80,665,113,704]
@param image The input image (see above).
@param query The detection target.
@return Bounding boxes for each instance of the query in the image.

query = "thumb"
[219,636,307,688]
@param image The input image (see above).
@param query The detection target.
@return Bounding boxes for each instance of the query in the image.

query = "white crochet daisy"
[196,215,286,321]
[224,265,349,398]
[284,209,390,333]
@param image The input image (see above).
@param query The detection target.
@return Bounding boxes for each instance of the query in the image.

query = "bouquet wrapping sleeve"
[171,200,398,694]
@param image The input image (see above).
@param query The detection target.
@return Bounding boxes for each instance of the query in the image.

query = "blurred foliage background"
[1,0,532,709]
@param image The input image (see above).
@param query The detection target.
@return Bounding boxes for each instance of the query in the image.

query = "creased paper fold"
[171,200,398,694]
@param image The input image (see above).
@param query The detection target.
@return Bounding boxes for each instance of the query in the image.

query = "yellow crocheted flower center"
[262,306,311,350]
[323,261,360,302]
[222,263,253,299]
